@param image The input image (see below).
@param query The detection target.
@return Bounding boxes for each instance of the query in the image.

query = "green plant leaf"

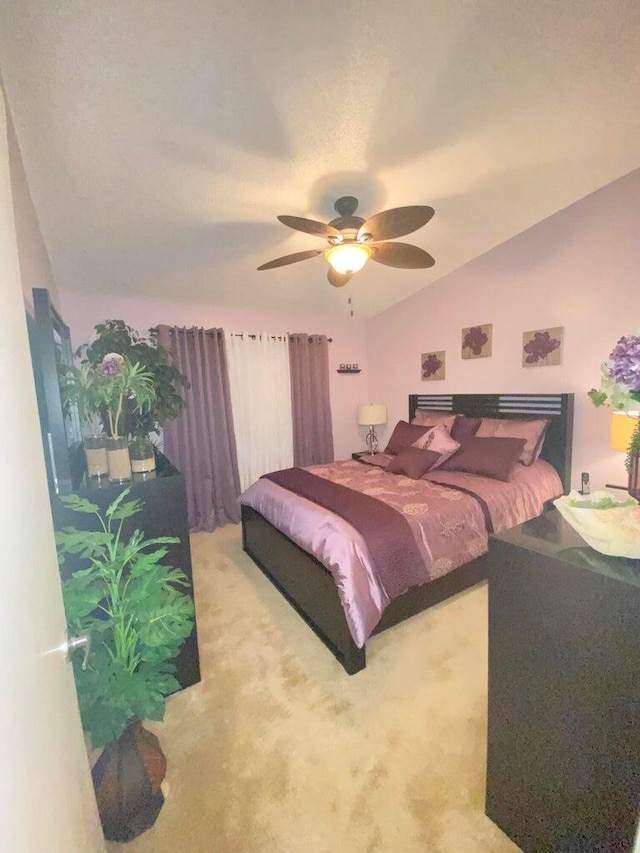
[105,487,135,519]
[56,529,112,560]
[59,494,100,514]
[61,575,105,625]
[108,499,144,521]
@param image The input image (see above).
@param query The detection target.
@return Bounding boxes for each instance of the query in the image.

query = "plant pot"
[129,436,156,474]
[83,436,108,479]
[106,437,132,483]
[91,719,166,842]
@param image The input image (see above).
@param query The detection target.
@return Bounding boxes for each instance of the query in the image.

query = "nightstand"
[351,451,379,461]
[486,509,640,852]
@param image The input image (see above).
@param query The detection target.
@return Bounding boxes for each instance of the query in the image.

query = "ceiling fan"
[257,196,436,287]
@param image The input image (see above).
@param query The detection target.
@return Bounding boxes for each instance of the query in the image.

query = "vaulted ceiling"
[1,1,639,317]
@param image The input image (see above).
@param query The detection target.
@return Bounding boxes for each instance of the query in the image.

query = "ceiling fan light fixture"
[325,243,371,275]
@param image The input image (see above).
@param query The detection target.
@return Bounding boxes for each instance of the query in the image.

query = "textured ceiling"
[1,1,639,318]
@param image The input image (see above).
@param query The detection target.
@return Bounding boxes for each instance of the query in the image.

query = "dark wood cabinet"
[486,510,640,852]
[50,455,201,691]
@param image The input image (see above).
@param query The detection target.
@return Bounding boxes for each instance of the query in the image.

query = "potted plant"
[56,487,195,841]
[77,320,189,441]
[59,363,110,478]
[129,433,156,476]
[97,352,156,482]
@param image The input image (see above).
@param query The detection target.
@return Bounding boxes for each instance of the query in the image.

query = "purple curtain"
[157,326,241,532]
[288,333,334,466]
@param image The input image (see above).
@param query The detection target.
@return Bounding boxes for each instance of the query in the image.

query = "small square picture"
[421,350,446,381]
[522,327,564,367]
[461,323,492,359]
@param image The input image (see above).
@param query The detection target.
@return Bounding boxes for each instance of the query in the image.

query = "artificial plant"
[77,321,189,438]
[59,363,108,438]
[57,488,195,748]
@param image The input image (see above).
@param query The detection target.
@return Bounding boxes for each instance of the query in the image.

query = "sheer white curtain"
[225,332,294,491]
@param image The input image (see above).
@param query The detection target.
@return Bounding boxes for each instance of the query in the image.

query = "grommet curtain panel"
[157,326,241,532]
[288,334,334,466]
[225,332,294,492]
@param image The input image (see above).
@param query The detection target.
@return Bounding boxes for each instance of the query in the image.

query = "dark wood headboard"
[409,393,574,493]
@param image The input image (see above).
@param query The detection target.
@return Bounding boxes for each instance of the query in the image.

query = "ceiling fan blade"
[369,242,436,269]
[327,267,353,288]
[277,215,341,239]
[257,249,323,270]
[358,206,434,242]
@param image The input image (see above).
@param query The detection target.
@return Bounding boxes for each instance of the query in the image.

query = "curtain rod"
[228,333,333,343]
[161,328,332,343]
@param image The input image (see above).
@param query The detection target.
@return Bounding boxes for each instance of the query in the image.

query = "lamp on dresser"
[610,410,640,498]
[357,403,387,454]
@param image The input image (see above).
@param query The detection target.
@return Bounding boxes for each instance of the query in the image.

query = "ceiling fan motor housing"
[327,221,365,244]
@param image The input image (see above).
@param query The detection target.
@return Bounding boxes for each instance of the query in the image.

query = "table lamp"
[609,411,640,498]
[610,411,639,453]
[357,403,387,454]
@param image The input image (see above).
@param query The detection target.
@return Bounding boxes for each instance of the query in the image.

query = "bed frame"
[242,393,574,674]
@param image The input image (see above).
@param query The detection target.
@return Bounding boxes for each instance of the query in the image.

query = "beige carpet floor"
[109,524,519,853]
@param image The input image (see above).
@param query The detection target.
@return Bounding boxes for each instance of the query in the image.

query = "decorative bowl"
[554,490,640,559]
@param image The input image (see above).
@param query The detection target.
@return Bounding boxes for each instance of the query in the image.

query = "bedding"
[240,456,562,648]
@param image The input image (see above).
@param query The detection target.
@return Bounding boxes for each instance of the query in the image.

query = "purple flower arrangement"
[607,335,640,394]
[589,332,640,475]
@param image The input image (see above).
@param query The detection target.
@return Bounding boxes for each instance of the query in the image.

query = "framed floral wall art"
[421,350,445,381]
[522,326,564,367]
[461,323,492,359]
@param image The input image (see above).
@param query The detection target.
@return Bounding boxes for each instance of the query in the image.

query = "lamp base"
[629,453,640,500]
[366,426,379,455]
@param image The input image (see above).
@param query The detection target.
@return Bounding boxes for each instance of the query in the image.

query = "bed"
[241,393,574,674]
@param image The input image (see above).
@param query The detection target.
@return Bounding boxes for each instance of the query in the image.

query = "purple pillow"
[384,421,431,455]
[387,447,441,479]
[450,415,482,444]
[439,436,526,481]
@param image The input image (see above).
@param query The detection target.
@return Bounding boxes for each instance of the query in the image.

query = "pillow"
[411,410,456,433]
[438,436,527,481]
[475,417,549,466]
[357,453,392,468]
[387,447,441,479]
[450,415,482,444]
[384,421,431,455]
[411,423,460,468]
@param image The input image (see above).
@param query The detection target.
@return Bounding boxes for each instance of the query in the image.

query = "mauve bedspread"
[240,458,562,648]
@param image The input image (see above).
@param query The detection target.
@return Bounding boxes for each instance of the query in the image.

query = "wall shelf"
[336,369,361,374]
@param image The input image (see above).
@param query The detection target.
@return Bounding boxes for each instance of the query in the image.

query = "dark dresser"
[486,509,640,852]
[50,453,201,691]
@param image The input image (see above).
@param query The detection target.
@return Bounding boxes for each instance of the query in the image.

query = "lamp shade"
[610,411,639,452]
[357,403,387,426]
[325,244,371,275]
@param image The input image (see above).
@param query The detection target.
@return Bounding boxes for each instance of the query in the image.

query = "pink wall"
[367,168,640,491]
[58,292,369,461]
[5,103,58,307]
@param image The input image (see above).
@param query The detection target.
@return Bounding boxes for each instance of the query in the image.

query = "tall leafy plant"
[59,363,109,437]
[77,321,189,438]
[57,489,195,748]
